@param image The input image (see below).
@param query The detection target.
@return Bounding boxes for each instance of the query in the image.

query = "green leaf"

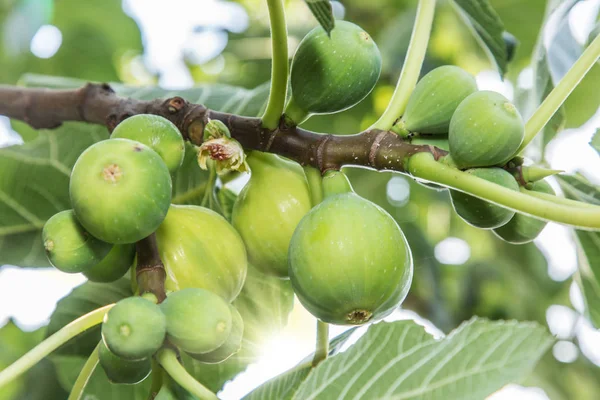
[183,264,295,393]
[0,321,67,400]
[304,1,335,35]
[557,174,600,328]
[244,366,312,400]
[591,129,600,155]
[292,318,553,400]
[1,75,269,268]
[452,0,509,75]
[46,278,132,356]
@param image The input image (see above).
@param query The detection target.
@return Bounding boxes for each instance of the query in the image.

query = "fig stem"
[370,0,436,130]
[304,166,324,206]
[136,234,167,303]
[312,320,330,367]
[322,170,354,198]
[68,342,101,400]
[408,152,600,230]
[518,33,600,153]
[261,0,289,130]
[156,348,218,400]
[523,188,598,209]
[0,304,113,390]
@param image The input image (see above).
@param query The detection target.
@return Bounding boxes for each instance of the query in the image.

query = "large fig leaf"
[292,318,553,400]
[0,75,269,268]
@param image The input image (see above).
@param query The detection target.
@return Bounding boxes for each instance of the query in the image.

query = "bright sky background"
[1,0,600,399]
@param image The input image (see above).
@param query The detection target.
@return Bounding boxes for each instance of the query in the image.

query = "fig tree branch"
[136,233,167,303]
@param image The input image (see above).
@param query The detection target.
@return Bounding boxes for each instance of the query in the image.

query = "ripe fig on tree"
[232,151,311,278]
[42,210,111,273]
[288,170,413,325]
[98,341,151,385]
[449,91,524,169]
[160,288,232,355]
[155,205,247,302]
[69,138,172,244]
[285,20,382,124]
[450,168,519,229]
[111,114,185,173]
[101,297,166,360]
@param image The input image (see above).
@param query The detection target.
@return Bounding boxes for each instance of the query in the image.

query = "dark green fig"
[98,341,151,385]
[42,210,111,273]
[232,152,311,277]
[102,297,166,360]
[493,180,555,243]
[288,171,413,325]
[285,20,382,124]
[84,244,135,283]
[187,304,243,363]
[399,66,477,135]
[449,91,524,168]
[155,205,247,302]
[111,114,185,173]
[450,168,519,229]
[70,138,172,244]
[160,288,232,354]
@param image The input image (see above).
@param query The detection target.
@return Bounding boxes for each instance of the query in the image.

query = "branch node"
[368,130,389,167]
[316,134,333,172]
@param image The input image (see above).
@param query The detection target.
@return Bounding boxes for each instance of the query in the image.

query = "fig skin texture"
[288,184,413,325]
[232,152,311,278]
[449,91,524,169]
[493,180,555,244]
[42,210,111,273]
[69,138,172,244]
[111,114,185,174]
[101,297,166,360]
[187,304,244,364]
[84,244,135,283]
[155,205,248,302]
[400,66,478,134]
[160,288,233,354]
[98,341,151,385]
[450,168,519,229]
[287,20,382,123]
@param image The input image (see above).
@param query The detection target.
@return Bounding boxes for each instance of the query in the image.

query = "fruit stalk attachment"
[0,304,113,390]
[136,234,167,303]
[312,320,330,367]
[371,0,436,130]
[156,347,218,400]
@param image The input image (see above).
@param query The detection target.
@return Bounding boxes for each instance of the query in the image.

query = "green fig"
[450,168,519,229]
[102,297,166,360]
[42,210,111,273]
[493,180,555,243]
[98,341,151,385]
[111,114,185,173]
[231,152,311,277]
[449,91,524,168]
[83,244,135,283]
[187,304,243,364]
[155,205,247,302]
[70,138,172,244]
[160,288,232,354]
[288,171,413,325]
[285,20,382,124]
[399,66,477,135]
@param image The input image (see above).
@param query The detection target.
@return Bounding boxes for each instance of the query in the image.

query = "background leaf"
[292,318,553,400]
[304,0,335,35]
[452,0,509,75]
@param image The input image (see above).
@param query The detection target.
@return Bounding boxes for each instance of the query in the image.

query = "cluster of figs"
[41,20,551,384]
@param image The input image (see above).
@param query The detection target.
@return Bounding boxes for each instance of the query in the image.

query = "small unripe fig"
[160,288,232,354]
[286,20,382,124]
[493,180,555,243]
[232,152,311,277]
[289,171,413,325]
[155,205,247,302]
[187,304,243,364]
[70,139,172,244]
[399,66,477,135]
[449,91,524,168]
[98,341,151,385]
[450,168,519,229]
[102,297,166,360]
[42,210,111,273]
[83,244,135,283]
[111,114,185,173]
